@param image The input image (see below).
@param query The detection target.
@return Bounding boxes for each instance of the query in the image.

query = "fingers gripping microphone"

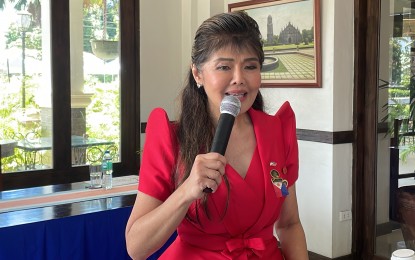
[204,95,241,193]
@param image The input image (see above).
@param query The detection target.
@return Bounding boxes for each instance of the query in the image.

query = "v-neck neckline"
[226,146,258,180]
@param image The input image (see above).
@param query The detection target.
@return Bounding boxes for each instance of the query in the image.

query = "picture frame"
[229,0,321,88]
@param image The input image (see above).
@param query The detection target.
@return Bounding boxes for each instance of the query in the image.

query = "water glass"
[89,164,102,189]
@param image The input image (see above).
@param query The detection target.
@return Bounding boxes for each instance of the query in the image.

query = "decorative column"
[38,0,92,138]
[70,0,92,137]
[37,0,52,137]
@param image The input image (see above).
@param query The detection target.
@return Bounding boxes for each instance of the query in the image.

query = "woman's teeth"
[226,93,245,97]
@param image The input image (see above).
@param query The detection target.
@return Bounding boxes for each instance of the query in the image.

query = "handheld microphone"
[204,95,241,193]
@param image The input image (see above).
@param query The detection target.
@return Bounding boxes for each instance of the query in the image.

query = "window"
[0,0,139,191]
[375,0,415,256]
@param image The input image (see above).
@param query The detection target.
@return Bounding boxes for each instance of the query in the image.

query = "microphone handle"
[211,113,235,155]
[203,113,235,193]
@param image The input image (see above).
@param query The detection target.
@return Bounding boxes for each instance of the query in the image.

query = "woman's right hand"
[179,152,227,201]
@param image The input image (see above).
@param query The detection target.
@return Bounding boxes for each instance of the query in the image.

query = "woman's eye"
[217,65,230,71]
[245,65,258,70]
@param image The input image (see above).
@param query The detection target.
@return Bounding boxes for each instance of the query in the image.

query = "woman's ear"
[191,64,202,84]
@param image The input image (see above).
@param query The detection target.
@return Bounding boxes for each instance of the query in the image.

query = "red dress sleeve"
[275,101,299,187]
[138,108,177,201]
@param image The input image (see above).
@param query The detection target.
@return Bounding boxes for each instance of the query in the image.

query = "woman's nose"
[231,67,244,85]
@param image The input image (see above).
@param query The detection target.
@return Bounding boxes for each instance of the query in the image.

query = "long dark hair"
[175,11,265,220]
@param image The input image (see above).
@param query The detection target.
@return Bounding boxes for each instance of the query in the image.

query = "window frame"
[0,0,140,191]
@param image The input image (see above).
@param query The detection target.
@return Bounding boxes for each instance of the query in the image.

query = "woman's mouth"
[225,92,247,98]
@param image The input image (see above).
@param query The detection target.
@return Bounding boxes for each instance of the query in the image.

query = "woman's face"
[192,46,262,120]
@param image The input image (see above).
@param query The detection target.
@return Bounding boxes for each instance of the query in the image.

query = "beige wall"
[140,0,354,257]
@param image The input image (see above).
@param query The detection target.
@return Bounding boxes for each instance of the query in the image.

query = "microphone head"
[220,95,241,117]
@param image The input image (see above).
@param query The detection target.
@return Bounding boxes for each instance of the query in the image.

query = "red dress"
[138,102,299,260]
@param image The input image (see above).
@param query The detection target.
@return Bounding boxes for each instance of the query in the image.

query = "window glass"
[0,1,53,173]
[71,0,120,166]
[376,0,415,256]
[0,0,138,192]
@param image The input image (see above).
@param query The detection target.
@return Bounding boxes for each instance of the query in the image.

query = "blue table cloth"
[0,207,132,260]
[0,206,176,260]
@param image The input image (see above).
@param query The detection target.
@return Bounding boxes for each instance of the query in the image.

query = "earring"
[197,83,203,89]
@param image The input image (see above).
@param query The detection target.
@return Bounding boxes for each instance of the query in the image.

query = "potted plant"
[85,0,119,61]
[90,39,118,61]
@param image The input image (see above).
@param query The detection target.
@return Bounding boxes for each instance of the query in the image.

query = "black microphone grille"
[220,95,241,117]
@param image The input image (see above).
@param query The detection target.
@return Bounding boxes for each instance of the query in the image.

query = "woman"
[125,11,308,259]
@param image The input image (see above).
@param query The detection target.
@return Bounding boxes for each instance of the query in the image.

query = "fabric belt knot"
[222,237,267,259]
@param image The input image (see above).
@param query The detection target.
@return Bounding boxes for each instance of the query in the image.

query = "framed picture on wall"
[229,0,321,88]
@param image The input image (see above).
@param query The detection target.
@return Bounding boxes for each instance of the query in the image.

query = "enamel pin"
[270,166,289,197]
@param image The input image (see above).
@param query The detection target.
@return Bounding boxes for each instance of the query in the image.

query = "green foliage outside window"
[0,2,120,173]
[384,37,415,162]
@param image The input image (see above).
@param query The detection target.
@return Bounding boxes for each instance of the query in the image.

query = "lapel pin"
[270,169,280,179]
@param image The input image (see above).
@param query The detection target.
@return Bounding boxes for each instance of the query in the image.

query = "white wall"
[140,1,184,122]
[140,0,354,258]
[140,0,224,123]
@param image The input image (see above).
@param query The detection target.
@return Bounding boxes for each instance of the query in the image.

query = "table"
[0,178,176,260]
[16,135,115,168]
[0,204,175,260]
[0,205,133,259]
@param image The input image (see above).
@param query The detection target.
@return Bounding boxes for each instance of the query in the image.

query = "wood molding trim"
[297,129,354,144]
